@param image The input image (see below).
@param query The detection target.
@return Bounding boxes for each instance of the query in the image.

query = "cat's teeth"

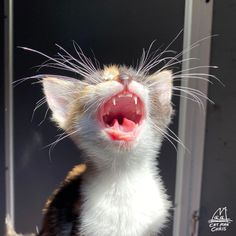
[112,98,116,106]
[134,96,138,105]
[118,94,133,98]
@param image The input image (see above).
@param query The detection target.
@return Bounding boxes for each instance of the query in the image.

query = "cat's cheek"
[128,81,149,106]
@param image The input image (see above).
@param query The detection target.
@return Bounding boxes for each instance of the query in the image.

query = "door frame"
[173,0,214,236]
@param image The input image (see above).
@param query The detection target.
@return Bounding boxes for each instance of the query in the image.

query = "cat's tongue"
[106,118,137,141]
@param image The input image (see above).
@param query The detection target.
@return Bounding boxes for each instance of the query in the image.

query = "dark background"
[199,1,236,235]
[11,0,184,235]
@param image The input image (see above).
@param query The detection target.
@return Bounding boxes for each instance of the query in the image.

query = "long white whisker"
[172,93,203,104]
[31,98,47,122]
[38,107,50,126]
[174,85,214,103]
[152,123,178,151]
[19,47,90,77]
[173,87,205,111]
[156,57,199,73]
[173,75,212,84]
[44,129,78,160]
[72,41,98,72]
[56,44,97,76]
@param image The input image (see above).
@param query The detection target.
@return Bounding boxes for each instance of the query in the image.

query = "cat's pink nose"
[118,74,132,87]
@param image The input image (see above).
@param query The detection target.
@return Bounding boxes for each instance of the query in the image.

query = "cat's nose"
[118,74,132,87]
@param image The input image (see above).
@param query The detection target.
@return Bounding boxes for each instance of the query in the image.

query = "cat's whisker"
[174,70,224,86]
[56,44,99,81]
[156,57,199,74]
[172,92,204,105]
[139,34,218,84]
[56,43,95,74]
[55,52,101,85]
[151,119,186,150]
[173,78,211,84]
[159,121,189,153]
[172,75,212,84]
[35,55,77,72]
[138,29,184,74]
[174,85,214,103]
[31,97,47,122]
[47,132,66,161]
[38,107,50,126]
[38,61,91,79]
[138,50,177,75]
[13,75,42,87]
[136,41,158,73]
[19,46,101,84]
[45,129,78,158]
[173,87,205,111]
[161,41,202,70]
[175,65,218,73]
[57,52,82,71]
[36,96,46,105]
[175,72,218,82]
[83,97,105,115]
[141,56,179,74]
[151,123,178,151]
[90,48,101,71]
[19,47,90,77]
[72,41,98,73]
[163,34,218,70]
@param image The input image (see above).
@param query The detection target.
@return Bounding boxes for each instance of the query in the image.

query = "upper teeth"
[111,94,139,106]
[118,94,133,98]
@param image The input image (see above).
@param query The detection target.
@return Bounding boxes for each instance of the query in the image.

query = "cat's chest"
[79,172,169,236]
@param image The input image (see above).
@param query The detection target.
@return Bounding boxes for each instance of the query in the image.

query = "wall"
[199,1,236,235]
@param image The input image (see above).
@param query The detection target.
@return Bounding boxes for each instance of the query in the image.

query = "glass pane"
[13,1,185,235]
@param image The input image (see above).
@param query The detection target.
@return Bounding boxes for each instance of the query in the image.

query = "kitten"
[7,49,175,236]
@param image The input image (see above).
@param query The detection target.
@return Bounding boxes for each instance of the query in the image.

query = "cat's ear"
[42,77,80,129]
[147,70,173,105]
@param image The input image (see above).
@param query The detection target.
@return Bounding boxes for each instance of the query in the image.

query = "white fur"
[43,71,173,236]
[79,126,170,236]
[71,80,171,236]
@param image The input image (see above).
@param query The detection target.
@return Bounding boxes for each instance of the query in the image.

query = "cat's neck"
[78,125,162,176]
[85,143,159,177]
[79,142,169,236]
[81,142,161,191]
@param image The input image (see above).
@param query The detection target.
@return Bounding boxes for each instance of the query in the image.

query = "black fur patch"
[38,165,85,236]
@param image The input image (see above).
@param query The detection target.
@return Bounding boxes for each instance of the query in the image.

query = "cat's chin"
[100,120,145,144]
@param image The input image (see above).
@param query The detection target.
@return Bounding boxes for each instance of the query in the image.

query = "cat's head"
[42,65,173,157]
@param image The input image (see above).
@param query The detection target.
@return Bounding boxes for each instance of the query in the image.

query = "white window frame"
[4,0,14,225]
[4,0,214,233]
[173,0,214,236]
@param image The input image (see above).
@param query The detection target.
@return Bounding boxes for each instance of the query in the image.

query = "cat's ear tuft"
[148,70,173,105]
[42,77,79,129]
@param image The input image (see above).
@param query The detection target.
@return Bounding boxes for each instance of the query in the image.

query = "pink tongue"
[111,118,136,132]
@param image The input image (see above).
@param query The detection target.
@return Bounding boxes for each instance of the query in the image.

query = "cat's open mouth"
[98,91,145,141]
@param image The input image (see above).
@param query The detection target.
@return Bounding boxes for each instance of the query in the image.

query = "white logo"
[208,207,233,232]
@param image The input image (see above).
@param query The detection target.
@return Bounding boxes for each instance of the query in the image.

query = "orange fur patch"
[66,164,87,181]
[44,164,86,212]
[103,65,120,80]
